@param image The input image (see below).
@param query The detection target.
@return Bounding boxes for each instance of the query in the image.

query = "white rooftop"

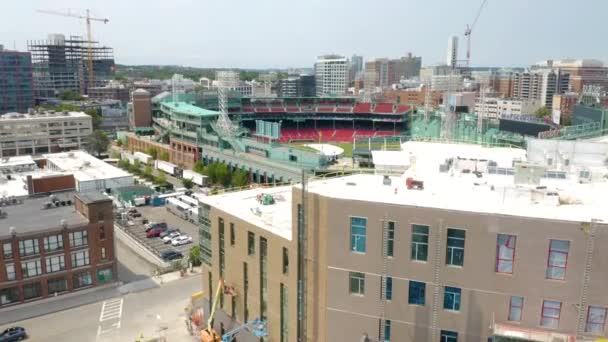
[0,111,89,121]
[43,150,131,182]
[199,186,293,240]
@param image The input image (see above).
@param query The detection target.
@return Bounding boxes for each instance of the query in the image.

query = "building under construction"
[28,34,115,98]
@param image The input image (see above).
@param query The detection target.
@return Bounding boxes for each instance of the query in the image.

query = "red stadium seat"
[354,103,372,113]
[373,103,394,114]
[395,105,411,114]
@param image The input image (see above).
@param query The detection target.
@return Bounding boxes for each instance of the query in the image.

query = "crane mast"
[464,0,488,68]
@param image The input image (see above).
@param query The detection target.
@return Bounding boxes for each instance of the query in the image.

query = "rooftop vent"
[346,182,357,186]
[60,219,67,229]
[9,226,15,236]
[382,175,392,186]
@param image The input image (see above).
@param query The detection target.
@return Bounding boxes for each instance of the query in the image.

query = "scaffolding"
[27,34,114,97]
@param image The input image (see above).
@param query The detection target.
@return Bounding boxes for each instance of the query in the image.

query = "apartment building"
[200,141,608,342]
[0,46,34,114]
[315,55,349,96]
[512,69,569,108]
[0,110,92,157]
[0,192,116,307]
[475,97,542,119]
[535,59,608,94]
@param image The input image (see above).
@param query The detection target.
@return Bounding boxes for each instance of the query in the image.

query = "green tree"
[110,151,121,159]
[85,109,102,129]
[188,245,202,267]
[58,90,83,101]
[118,158,130,169]
[535,106,551,118]
[155,172,166,185]
[215,163,231,186]
[116,139,123,147]
[54,103,78,112]
[129,160,141,174]
[145,147,158,160]
[182,178,194,190]
[86,130,109,156]
[231,169,249,188]
[143,165,154,180]
[206,163,218,184]
[159,151,170,161]
[193,161,205,174]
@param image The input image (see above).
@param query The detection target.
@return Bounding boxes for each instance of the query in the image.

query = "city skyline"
[2,0,608,69]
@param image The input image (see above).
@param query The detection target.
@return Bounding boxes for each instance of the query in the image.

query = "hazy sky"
[2,0,607,69]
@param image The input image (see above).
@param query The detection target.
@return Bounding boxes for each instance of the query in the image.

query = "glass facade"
[198,204,212,265]
[0,51,34,114]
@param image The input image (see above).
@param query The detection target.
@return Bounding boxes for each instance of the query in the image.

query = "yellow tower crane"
[37,9,109,92]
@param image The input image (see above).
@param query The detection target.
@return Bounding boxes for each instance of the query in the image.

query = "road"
[2,276,201,342]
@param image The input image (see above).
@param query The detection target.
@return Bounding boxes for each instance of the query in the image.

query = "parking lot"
[117,205,199,260]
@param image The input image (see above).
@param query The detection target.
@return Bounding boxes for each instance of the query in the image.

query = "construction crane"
[37,9,109,92]
[200,278,224,342]
[464,0,488,68]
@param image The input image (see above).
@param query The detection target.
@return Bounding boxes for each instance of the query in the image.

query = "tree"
[159,151,170,161]
[231,169,249,188]
[188,245,202,267]
[206,163,218,184]
[85,109,102,129]
[86,130,109,156]
[129,160,141,174]
[54,103,78,112]
[58,90,83,101]
[193,161,205,174]
[116,139,123,147]
[182,178,194,190]
[143,165,154,180]
[118,158,130,169]
[534,106,551,118]
[215,163,231,186]
[110,151,121,159]
[145,147,158,160]
[155,172,166,185]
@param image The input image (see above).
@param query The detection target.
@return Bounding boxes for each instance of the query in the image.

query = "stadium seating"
[395,105,411,114]
[354,103,372,113]
[317,107,335,113]
[285,107,301,112]
[336,107,353,113]
[373,103,394,114]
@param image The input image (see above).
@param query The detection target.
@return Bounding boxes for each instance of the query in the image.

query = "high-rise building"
[534,59,608,94]
[350,54,364,82]
[446,35,459,68]
[130,89,152,128]
[512,70,562,108]
[278,75,316,97]
[365,54,422,89]
[0,46,34,114]
[28,34,115,98]
[314,55,349,96]
[475,97,542,119]
[395,52,422,81]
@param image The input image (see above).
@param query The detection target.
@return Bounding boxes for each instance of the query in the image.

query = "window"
[0,287,19,306]
[73,271,93,288]
[496,234,516,274]
[229,223,235,246]
[101,247,107,260]
[546,240,569,280]
[540,300,561,329]
[585,306,607,334]
[387,221,395,257]
[69,231,88,248]
[21,260,42,278]
[380,319,391,342]
[350,217,367,253]
[19,239,40,257]
[411,224,429,261]
[97,267,113,285]
[349,272,365,295]
[440,330,458,342]
[5,264,15,281]
[45,255,65,273]
[259,237,268,320]
[446,229,465,266]
[3,242,13,259]
[23,282,42,300]
[280,283,288,342]
[71,250,90,268]
[443,286,461,311]
[508,296,523,321]
[99,225,106,240]
[44,234,64,252]
[47,277,67,294]
[247,231,255,255]
[408,281,426,306]
[243,262,249,322]
[282,247,289,274]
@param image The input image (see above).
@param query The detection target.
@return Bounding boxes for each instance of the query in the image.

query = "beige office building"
[199,141,608,342]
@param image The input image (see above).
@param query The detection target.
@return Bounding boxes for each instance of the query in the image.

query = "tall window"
[282,247,289,274]
[540,300,561,329]
[5,264,15,281]
[260,237,268,320]
[44,234,64,252]
[440,330,458,342]
[443,286,461,311]
[411,224,429,261]
[387,221,395,257]
[229,223,235,246]
[408,281,426,306]
[19,239,40,257]
[23,282,42,300]
[243,262,249,322]
[280,283,288,342]
[350,217,367,253]
[69,231,88,248]
[45,255,65,273]
[73,271,93,288]
[546,240,569,280]
[380,319,391,342]
[99,225,106,240]
[47,277,67,294]
[382,276,393,301]
[349,272,365,295]
[508,296,523,321]
[2,242,12,259]
[585,306,607,334]
[446,229,465,266]
[21,260,42,278]
[71,250,90,268]
[101,247,107,260]
[496,234,516,274]
[247,231,255,255]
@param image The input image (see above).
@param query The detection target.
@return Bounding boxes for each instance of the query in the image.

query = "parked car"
[144,222,167,232]
[130,212,142,218]
[162,231,181,244]
[146,226,167,238]
[159,229,179,239]
[171,235,193,246]
[161,250,183,262]
[0,327,27,341]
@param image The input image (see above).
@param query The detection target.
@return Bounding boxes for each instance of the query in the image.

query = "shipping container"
[182,169,208,186]
[155,160,179,176]
[134,152,153,164]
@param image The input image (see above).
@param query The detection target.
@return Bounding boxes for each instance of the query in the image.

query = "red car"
[146,226,167,238]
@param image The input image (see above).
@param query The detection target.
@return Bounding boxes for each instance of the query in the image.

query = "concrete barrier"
[114,224,170,268]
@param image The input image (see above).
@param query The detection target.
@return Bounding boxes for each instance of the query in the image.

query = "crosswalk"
[97,298,123,340]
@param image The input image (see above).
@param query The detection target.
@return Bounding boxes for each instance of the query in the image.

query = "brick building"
[0,192,116,307]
